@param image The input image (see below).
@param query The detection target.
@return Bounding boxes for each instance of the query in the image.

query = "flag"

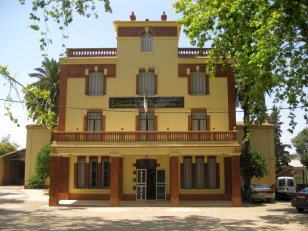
[143,92,148,113]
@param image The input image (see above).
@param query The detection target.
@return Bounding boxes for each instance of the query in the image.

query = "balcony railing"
[66,48,210,58]
[52,131,237,143]
[67,48,117,57]
[178,48,210,57]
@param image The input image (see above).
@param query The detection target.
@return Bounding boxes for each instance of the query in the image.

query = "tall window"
[87,112,102,131]
[141,32,153,51]
[138,71,155,96]
[77,158,86,188]
[191,112,207,131]
[183,157,192,188]
[101,158,110,188]
[196,157,205,188]
[89,158,98,188]
[208,158,217,189]
[138,112,155,131]
[88,72,104,95]
[190,72,206,95]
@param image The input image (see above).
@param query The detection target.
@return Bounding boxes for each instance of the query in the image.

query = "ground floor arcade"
[49,152,241,206]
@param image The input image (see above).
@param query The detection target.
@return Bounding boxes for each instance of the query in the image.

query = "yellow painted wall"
[237,124,276,187]
[25,125,52,187]
[64,48,230,133]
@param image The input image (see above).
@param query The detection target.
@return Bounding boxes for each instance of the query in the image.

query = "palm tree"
[25,57,60,127]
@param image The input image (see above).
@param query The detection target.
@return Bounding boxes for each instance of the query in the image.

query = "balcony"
[52,131,237,143]
[66,48,210,58]
[178,48,210,57]
[67,48,117,57]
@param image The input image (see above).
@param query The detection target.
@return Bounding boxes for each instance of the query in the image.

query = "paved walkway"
[0,186,307,230]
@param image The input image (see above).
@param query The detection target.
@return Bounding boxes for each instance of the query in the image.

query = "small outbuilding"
[0,149,26,185]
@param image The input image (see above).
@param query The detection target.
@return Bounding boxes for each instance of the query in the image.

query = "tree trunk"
[241,93,252,191]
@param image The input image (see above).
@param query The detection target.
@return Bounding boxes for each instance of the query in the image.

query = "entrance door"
[147,169,156,200]
[136,169,147,200]
[156,169,166,200]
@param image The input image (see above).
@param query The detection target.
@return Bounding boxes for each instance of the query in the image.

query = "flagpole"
[144,91,148,131]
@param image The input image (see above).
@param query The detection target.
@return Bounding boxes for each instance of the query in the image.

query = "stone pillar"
[110,156,122,206]
[231,156,242,206]
[49,156,70,206]
[49,156,60,206]
[170,156,180,206]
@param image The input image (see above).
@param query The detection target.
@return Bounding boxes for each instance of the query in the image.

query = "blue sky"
[0,0,306,151]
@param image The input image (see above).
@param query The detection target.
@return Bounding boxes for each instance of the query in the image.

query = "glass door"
[156,169,166,200]
[136,169,147,200]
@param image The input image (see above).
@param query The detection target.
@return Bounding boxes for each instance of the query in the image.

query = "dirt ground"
[0,186,307,230]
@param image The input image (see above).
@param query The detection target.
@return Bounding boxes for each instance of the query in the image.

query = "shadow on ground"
[0,208,265,231]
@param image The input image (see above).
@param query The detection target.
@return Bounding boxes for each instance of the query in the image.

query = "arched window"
[141,32,153,52]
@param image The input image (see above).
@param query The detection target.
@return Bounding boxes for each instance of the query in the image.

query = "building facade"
[49,19,242,206]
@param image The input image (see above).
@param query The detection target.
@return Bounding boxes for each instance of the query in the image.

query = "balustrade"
[52,131,237,142]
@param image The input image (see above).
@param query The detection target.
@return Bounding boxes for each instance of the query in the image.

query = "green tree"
[19,0,112,51]
[0,135,19,156]
[241,148,268,191]
[23,57,60,128]
[173,0,307,190]
[1,0,113,125]
[269,106,291,173]
[292,128,308,169]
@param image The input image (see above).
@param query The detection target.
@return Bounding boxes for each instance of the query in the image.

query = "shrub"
[28,175,45,189]
[35,145,51,179]
[28,145,50,189]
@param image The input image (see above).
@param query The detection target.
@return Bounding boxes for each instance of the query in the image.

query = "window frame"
[141,32,153,52]
[77,157,86,189]
[190,71,207,95]
[89,157,98,188]
[85,111,104,132]
[138,111,155,131]
[136,69,157,96]
[87,72,105,96]
[101,158,110,189]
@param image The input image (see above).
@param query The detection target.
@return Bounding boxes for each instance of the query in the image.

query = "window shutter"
[103,76,106,95]
[136,75,140,95]
[135,115,139,131]
[85,163,89,188]
[192,163,196,188]
[188,77,191,95]
[154,75,158,95]
[74,163,77,188]
[85,77,89,95]
[216,163,220,188]
[97,162,102,189]
[84,115,87,131]
[206,75,209,95]
[102,115,106,131]
[180,163,184,188]
[206,115,210,131]
[188,115,192,131]
[204,163,209,188]
[154,115,158,131]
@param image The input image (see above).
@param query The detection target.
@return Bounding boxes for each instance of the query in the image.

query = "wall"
[25,125,52,187]
[237,123,276,187]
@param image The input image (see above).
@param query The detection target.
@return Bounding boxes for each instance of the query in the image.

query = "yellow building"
[49,18,243,206]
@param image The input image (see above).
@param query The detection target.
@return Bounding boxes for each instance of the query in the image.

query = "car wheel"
[296,207,304,213]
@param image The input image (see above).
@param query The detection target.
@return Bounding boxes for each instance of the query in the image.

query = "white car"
[275,176,296,199]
